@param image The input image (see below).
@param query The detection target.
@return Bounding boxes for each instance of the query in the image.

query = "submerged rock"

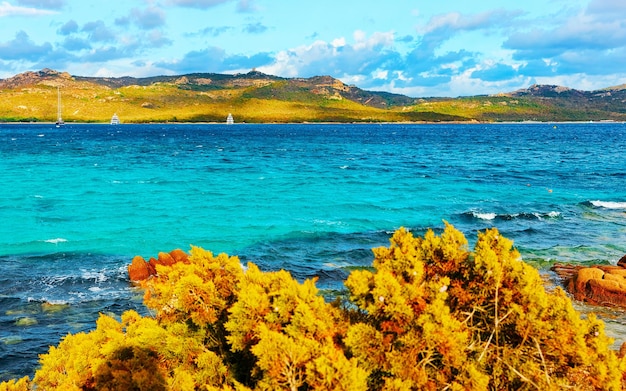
[1,336,23,345]
[41,301,70,312]
[128,249,189,281]
[552,255,626,308]
[15,317,38,326]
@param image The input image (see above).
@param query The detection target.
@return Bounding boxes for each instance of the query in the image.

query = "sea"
[1,122,626,381]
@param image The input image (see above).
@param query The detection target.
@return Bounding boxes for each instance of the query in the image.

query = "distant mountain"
[501,84,626,121]
[0,68,625,123]
[0,68,417,109]
[0,68,73,89]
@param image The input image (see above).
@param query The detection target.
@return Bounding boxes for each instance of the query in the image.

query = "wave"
[462,211,561,222]
[43,238,68,244]
[587,200,626,210]
[0,252,133,306]
[471,212,497,220]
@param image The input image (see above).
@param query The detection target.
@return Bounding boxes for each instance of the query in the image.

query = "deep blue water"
[1,122,626,380]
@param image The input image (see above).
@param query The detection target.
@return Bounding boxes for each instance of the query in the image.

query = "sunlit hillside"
[1,69,625,123]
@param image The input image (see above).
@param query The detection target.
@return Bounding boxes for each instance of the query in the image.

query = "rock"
[553,256,626,308]
[128,249,189,281]
[157,251,175,266]
[128,255,151,281]
[170,249,189,264]
[617,254,626,268]
[568,267,605,301]
[147,257,158,275]
[15,317,38,326]
[551,263,582,281]
[588,278,626,307]
[41,302,70,312]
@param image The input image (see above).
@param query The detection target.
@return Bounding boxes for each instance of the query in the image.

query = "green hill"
[0,68,625,123]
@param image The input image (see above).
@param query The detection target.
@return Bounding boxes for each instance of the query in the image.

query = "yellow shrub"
[346,223,624,390]
[2,223,624,390]
[0,377,30,391]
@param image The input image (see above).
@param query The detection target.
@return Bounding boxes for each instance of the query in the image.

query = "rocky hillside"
[503,84,626,119]
[0,68,625,123]
[0,68,416,110]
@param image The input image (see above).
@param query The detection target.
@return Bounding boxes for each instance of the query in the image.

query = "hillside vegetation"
[1,69,625,123]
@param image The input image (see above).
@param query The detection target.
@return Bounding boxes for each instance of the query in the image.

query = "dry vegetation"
[2,224,625,390]
[3,69,624,124]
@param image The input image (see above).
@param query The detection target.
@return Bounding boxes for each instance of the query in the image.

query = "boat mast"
[57,86,62,124]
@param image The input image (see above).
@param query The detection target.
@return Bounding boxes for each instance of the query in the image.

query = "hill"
[0,68,625,123]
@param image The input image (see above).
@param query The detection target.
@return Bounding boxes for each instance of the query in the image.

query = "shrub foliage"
[3,223,625,390]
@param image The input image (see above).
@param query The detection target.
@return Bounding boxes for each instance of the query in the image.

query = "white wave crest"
[473,212,497,220]
[44,238,68,244]
[81,270,108,283]
[590,200,626,209]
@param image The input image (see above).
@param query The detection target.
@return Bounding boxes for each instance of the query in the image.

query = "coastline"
[2,119,622,125]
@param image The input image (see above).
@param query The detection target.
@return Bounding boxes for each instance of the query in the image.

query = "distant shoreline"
[1,120,623,126]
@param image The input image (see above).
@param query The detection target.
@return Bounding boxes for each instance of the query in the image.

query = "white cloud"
[258,30,398,81]
[420,9,522,35]
[1,0,625,98]
[421,12,462,34]
[373,69,388,80]
[353,30,394,50]
[0,0,57,16]
[331,37,345,48]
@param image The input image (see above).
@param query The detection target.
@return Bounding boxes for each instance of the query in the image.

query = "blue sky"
[0,0,624,97]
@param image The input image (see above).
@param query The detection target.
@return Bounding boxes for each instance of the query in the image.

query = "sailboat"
[55,86,64,127]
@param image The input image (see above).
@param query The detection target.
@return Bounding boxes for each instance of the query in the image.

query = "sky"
[0,0,625,97]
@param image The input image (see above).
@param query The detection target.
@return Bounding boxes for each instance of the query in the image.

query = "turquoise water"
[2,122,626,380]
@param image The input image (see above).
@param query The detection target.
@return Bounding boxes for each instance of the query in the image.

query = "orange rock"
[128,256,151,281]
[588,279,626,307]
[147,257,158,275]
[603,266,626,277]
[568,267,604,300]
[558,260,626,307]
[603,272,626,285]
[551,263,582,281]
[617,254,626,268]
[157,251,176,266]
[128,249,190,281]
[170,249,189,264]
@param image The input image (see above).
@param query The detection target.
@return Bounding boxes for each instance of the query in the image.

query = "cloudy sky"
[0,0,624,97]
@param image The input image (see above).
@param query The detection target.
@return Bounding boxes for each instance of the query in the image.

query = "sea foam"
[474,212,497,220]
[43,238,68,244]
[465,211,561,221]
[590,200,626,209]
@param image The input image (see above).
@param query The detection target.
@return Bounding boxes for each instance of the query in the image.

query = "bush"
[345,223,624,390]
[3,223,624,390]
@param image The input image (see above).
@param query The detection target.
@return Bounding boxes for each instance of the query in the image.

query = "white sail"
[56,86,64,126]
[56,86,65,128]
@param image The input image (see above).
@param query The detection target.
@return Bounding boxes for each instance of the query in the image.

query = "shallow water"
[1,122,626,380]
